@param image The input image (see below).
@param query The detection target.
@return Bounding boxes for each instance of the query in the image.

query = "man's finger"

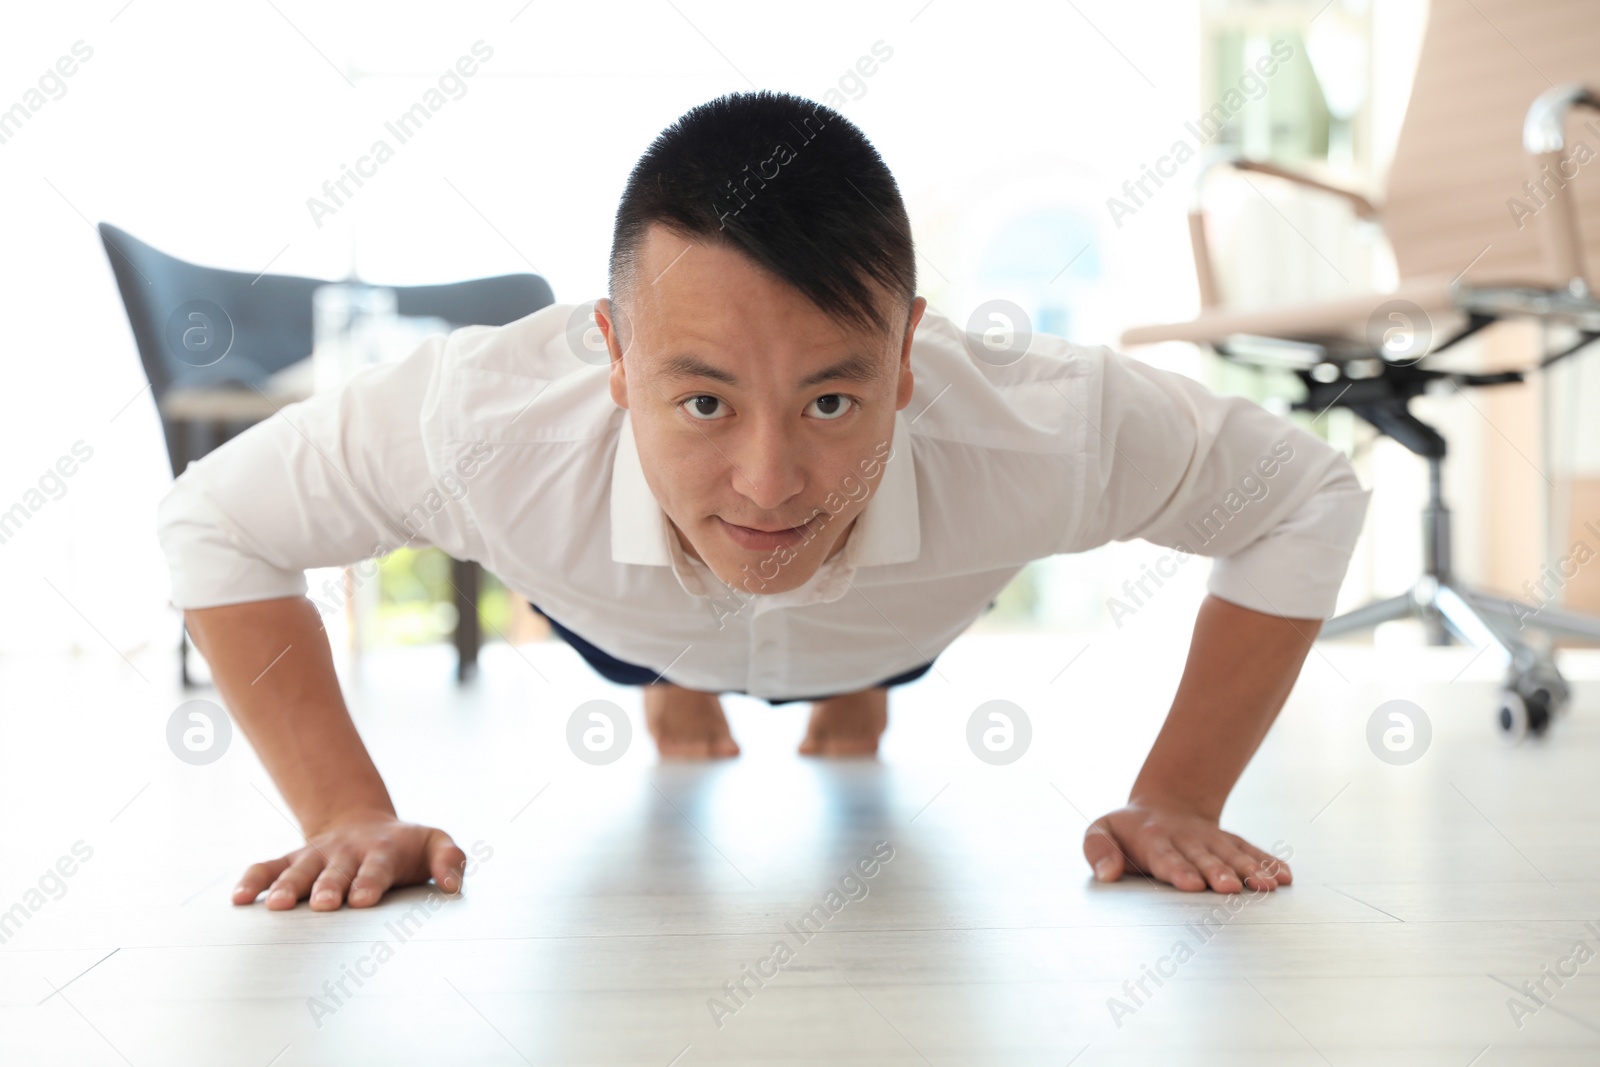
[1234,839,1293,886]
[233,856,293,905]
[1082,821,1126,883]
[349,849,397,908]
[1214,842,1276,891]
[1143,837,1206,892]
[1175,841,1243,893]
[427,831,468,894]
[308,846,362,911]
[266,850,325,910]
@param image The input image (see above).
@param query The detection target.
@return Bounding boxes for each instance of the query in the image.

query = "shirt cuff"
[156,481,309,609]
[1205,484,1372,619]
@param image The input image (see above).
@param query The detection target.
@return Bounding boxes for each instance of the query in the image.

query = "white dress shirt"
[156,302,1371,700]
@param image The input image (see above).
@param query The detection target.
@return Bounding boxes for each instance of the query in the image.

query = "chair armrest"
[1188,149,1382,309]
[1523,84,1600,297]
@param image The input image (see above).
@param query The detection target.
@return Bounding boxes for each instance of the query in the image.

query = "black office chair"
[98,222,554,686]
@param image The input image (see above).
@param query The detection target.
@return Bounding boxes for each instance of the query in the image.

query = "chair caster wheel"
[1497,688,1554,741]
[1498,659,1569,742]
[1498,691,1528,740]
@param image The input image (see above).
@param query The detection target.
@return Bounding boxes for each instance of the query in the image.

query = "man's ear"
[596,297,629,409]
[895,296,926,410]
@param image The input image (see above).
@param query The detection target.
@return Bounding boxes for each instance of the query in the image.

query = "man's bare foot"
[799,687,888,756]
[644,683,740,759]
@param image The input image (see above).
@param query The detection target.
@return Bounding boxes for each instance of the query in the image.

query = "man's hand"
[233,812,467,911]
[184,598,457,913]
[1081,594,1318,894]
[1083,802,1291,893]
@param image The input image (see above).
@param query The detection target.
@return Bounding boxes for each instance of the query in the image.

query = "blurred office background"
[1,0,1581,667]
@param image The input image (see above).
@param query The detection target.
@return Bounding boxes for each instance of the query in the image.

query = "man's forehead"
[638,235,842,328]
[624,235,895,376]
[652,349,890,389]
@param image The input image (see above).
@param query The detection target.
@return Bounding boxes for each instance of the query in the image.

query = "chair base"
[1321,575,1599,739]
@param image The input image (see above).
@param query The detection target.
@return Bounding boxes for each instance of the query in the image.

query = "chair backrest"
[99,222,555,473]
[1383,0,1600,287]
[100,222,324,398]
[100,222,554,396]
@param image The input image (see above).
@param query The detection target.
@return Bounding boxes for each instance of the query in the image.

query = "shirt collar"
[609,409,920,599]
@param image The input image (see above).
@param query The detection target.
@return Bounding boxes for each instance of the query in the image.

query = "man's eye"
[681,395,729,421]
[807,394,855,421]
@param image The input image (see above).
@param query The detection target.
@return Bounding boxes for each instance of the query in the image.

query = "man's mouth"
[716,514,818,552]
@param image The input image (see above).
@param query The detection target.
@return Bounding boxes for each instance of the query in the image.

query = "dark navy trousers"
[527,600,935,705]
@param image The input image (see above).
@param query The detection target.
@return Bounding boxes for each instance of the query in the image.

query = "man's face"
[598,222,924,596]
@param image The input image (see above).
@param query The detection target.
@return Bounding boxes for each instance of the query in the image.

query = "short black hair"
[609,90,916,340]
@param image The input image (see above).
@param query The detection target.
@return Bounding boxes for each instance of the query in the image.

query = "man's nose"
[730,417,805,512]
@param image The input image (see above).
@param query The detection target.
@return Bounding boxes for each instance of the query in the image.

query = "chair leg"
[1433,582,1534,671]
[1458,587,1600,643]
[1433,580,1572,738]
[452,557,481,684]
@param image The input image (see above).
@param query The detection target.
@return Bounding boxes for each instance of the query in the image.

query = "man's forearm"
[184,596,396,834]
[1129,593,1321,820]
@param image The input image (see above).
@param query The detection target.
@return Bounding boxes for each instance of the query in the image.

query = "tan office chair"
[1120,0,1600,738]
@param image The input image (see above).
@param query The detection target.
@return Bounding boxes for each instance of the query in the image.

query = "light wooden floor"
[4,619,1600,1065]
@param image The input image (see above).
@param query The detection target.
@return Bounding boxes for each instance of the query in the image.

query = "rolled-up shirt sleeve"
[1057,344,1370,620]
[156,333,483,610]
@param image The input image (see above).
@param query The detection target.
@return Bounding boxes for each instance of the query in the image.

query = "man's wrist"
[300,797,398,839]
[1126,781,1224,822]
